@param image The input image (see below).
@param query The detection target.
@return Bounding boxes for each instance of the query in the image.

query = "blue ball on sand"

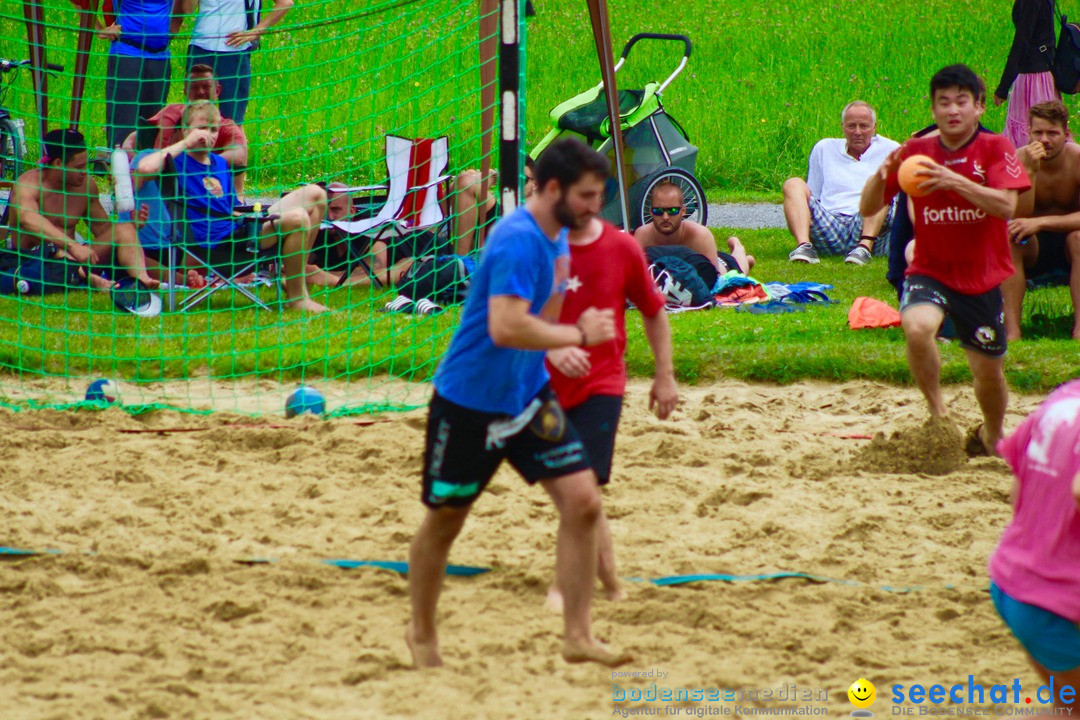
[85,378,121,405]
[285,385,326,418]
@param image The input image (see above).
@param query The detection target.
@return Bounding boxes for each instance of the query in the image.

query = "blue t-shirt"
[118,149,171,249]
[434,208,569,415]
[109,0,173,59]
[174,151,237,247]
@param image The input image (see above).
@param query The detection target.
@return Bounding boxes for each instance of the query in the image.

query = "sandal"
[964,423,991,458]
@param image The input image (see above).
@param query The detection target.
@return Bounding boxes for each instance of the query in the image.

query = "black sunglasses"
[651,206,682,217]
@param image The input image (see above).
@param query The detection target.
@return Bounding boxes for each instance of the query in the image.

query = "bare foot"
[135,273,161,290]
[406,624,442,668]
[604,584,627,602]
[545,586,564,613]
[563,638,633,667]
[746,254,756,270]
[186,270,207,290]
[86,273,117,291]
[285,298,331,314]
[1072,325,1080,340]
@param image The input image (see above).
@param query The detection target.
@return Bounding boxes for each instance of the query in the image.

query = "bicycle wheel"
[0,116,25,185]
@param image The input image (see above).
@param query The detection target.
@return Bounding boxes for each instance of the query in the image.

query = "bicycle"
[0,58,64,184]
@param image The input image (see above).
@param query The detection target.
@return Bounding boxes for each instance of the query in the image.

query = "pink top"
[989,380,1080,621]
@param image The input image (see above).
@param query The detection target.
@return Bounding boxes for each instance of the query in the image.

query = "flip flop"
[964,423,990,458]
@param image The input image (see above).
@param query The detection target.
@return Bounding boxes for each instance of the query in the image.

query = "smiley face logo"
[848,678,876,716]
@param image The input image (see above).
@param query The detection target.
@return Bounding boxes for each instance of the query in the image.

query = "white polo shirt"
[807,135,899,215]
[191,0,253,53]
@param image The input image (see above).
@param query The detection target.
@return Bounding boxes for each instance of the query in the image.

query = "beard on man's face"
[554,196,589,230]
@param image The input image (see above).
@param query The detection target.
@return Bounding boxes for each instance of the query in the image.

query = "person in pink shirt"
[989,379,1080,708]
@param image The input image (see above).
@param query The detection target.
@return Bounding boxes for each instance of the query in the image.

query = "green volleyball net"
[0,0,522,416]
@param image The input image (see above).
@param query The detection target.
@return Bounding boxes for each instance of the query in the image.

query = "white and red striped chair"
[329,135,450,288]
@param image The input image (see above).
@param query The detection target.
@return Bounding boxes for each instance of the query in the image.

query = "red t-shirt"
[547,222,666,410]
[885,131,1030,294]
[149,103,247,156]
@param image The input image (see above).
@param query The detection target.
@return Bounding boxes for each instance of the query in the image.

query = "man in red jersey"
[544,214,678,609]
[860,64,1031,456]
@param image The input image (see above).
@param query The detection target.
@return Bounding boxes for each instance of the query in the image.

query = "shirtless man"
[1003,100,1080,340]
[9,129,157,291]
[634,181,753,274]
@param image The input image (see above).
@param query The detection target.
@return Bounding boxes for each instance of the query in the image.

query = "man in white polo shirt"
[784,100,900,265]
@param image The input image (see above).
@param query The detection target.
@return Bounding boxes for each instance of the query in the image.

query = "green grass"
[1,229,1076,399]
[0,0,1077,405]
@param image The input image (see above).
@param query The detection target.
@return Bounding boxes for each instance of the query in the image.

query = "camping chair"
[329,135,451,288]
[157,154,279,312]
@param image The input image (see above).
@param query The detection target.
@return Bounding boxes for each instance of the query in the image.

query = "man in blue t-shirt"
[135,100,330,312]
[407,138,630,670]
[98,0,187,149]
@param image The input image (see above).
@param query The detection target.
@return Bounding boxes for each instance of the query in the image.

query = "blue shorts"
[991,581,1080,672]
[808,195,893,256]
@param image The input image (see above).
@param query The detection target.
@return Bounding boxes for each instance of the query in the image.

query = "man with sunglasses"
[634,181,754,275]
[785,100,899,265]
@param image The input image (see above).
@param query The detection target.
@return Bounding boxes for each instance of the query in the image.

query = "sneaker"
[788,243,820,264]
[844,245,873,266]
[382,295,415,313]
[415,298,444,316]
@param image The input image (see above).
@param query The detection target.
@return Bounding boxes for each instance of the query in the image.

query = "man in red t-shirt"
[861,64,1031,456]
[121,64,249,195]
[544,216,678,608]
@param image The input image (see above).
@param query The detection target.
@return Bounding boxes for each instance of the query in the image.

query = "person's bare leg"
[902,304,948,417]
[1002,239,1037,341]
[101,223,160,289]
[782,177,812,247]
[595,510,624,601]
[965,348,1008,455]
[726,236,754,272]
[1023,655,1080,712]
[1067,231,1080,340]
[260,208,329,313]
[271,184,328,291]
[407,505,471,668]
[543,470,632,667]
[857,205,888,252]
[453,170,483,256]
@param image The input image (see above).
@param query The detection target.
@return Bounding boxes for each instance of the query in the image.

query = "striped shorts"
[808,195,893,256]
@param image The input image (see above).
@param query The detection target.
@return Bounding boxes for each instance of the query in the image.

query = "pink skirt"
[1004,71,1060,148]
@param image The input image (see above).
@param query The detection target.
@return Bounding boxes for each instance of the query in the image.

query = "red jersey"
[547,222,666,410]
[884,131,1029,294]
[149,103,247,156]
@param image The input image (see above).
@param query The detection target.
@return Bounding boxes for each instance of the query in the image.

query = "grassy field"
[0,0,1076,406]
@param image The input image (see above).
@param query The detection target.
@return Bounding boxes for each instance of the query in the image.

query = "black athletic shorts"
[1029,231,1073,277]
[421,385,592,509]
[900,275,1007,357]
[565,394,623,486]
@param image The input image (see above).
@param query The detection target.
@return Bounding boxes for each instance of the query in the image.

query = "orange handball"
[898,154,938,197]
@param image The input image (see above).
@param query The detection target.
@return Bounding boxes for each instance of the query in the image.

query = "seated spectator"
[1004,100,1080,341]
[303,182,424,288]
[634,181,754,275]
[135,101,329,313]
[785,100,899,265]
[8,129,157,291]
[122,64,249,197]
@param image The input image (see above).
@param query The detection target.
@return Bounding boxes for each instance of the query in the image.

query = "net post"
[498,0,522,214]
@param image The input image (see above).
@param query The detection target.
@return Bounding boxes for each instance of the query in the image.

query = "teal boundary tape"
[2,547,970,591]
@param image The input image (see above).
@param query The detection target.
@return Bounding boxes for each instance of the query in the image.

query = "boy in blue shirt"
[136,100,329,312]
[407,138,630,669]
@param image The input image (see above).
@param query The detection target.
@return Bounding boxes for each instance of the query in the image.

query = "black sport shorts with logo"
[900,275,1006,357]
[565,394,624,486]
[421,385,592,509]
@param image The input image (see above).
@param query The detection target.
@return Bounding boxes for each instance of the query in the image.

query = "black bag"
[644,245,718,291]
[399,255,473,306]
[647,254,714,308]
[0,256,86,295]
[1054,9,1080,93]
